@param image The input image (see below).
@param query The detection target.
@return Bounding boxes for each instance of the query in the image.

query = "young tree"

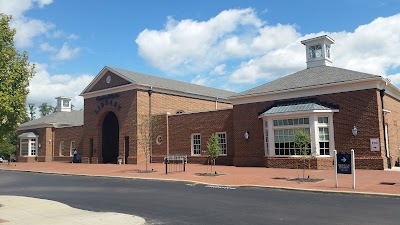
[0,14,35,140]
[294,129,311,180]
[206,133,222,175]
[135,115,159,172]
[0,131,17,164]
[39,102,55,116]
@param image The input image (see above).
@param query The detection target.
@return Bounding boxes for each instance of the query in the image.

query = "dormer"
[56,96,72,112]
[301,35,335,68]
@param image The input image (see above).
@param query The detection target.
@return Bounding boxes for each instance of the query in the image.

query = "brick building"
[17,35,400,169]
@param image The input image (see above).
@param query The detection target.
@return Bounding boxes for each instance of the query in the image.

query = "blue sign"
[337,153,352,174]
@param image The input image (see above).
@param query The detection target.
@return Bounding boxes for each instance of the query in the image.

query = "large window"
[274,128,310,156]
[262,113,336,157]
[19,138,37,156]
[191,134,201,156]
[216,132,227,156]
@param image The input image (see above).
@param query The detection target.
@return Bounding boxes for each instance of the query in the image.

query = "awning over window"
[18,132,39,138]
[259,101,339,118]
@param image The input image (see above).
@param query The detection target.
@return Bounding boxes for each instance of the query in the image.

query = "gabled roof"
[18,111,83,130]
[232,66,382,98]
[259,101,338,117]
[82,66,236,101]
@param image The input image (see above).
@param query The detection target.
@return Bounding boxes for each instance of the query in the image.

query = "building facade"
[17,36,400,170]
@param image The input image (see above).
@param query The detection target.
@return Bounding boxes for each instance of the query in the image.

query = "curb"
[2,168,400,198]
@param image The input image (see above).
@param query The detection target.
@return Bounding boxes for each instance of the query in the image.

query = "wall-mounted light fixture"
[352,125,358,137]
[244,131,249,140]
[38,143,41,148]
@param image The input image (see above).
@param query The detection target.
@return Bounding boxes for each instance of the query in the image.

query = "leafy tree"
[39,102,55,116]
[206,133,222,175]
[0,131,17,164]
[294,129,311,180]
[28,103,36,120]
[135,115,159,172]
[0,14,35,140]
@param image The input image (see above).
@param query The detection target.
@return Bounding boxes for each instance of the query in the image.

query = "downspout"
[215,97,218,110]
[380,80,391,169]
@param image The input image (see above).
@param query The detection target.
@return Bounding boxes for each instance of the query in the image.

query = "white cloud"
[35,0,53,8]
[52,43,81,60]
[137,9,400,88]
[28,63,94,110]
[0,0,33,18]
[40,42,57,52]
[191,74,209,86]
[210,64,226,75]
[10,17,53,48]
[136,8,263,75]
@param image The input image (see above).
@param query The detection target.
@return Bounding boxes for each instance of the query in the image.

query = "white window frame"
[19,138,38,156]
[216,132,227,156]
[261,111,336,158]
[59,141,64,156]
[191,133,201,156]
[70,140,76,156]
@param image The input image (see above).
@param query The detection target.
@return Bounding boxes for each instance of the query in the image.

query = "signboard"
[370,138,380,151]
[337,153,352,174]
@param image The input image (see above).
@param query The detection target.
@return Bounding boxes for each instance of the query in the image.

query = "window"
[70,141,76,156]
[176,110,185,114]
[325,44,331,58]
[19,138,37,156]
[274,128,310,156]
[59,141,64,156]
[217,132,227,155]
[191,134,201,156]
[30,139,36,156]
[318,117,330,155]
[21,139,29,156]
[273,118,309,126]
[309,44,322,58]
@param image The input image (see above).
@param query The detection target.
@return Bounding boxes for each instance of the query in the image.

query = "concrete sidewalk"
[0,196,146,225]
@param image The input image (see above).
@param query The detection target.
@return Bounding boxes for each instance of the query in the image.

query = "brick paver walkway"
[1,162,399,196]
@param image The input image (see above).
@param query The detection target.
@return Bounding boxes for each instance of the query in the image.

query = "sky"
[1,0,400,111]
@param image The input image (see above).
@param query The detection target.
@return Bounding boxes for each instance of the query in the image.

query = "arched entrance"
[102,111,119,163]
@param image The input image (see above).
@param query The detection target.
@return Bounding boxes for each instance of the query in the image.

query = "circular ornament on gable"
[156,135,163,145]
[106,75,112,84]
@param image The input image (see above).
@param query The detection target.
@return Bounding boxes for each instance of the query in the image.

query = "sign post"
[334,149,356,189]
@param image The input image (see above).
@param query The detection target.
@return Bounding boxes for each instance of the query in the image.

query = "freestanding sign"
[334,149,356,189]
[337,153,351,174]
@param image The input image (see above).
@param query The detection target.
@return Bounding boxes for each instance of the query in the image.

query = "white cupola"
[55,96,72,112]
[301,35,335,68]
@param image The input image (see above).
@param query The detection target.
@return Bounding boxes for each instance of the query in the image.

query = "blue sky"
[1,0,400,110]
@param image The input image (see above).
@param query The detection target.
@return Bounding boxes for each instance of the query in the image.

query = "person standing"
[73,149,77,163]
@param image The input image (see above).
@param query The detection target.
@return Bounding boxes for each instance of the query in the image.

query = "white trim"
[70,140,76,156]
[232,78,384,105]
[59,141,64,156]
[18,123,82,131]
[191,133,201,156]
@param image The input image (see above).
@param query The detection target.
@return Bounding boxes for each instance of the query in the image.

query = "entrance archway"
[102,111,119,163]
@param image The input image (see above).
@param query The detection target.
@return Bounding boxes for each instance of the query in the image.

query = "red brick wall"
[54,126,83,162]
[233,89,386,169]
[167,109,234,165]
[82,88,232,165]
[382,94,400,167]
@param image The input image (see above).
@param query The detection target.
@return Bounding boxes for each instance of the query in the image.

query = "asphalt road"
[0,170,399,225]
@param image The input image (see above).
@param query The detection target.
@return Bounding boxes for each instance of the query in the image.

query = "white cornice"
[232,78,386,105]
